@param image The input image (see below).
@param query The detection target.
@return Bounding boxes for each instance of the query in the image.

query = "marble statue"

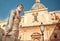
[4,4,23,41]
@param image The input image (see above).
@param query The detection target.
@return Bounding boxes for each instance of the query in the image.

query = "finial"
[36,0,40,3]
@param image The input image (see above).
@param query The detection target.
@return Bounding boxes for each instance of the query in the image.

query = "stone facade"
[0,0,60,41]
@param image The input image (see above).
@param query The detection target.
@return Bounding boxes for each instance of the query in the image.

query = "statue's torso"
[12,15,20,31]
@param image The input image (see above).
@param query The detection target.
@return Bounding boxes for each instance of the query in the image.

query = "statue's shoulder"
[10,9,16,15]
[11,9,16,13]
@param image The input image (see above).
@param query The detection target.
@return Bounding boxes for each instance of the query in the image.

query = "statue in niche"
[51,13,59,20]
[32,13,39,22]
[4,4,23,41]
[53,13,59,20]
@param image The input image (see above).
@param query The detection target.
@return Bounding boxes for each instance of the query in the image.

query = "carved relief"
[32,12,39,22]
[31,32,41,41]
[51,13,59,21]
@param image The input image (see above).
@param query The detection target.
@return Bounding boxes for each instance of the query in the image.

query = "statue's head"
[16,4,23,12]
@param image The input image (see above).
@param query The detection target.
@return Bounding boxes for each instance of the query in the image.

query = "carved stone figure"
[0,25,4,41]
[5,4,23,41]
[32,13,38,22]
[0,26,2,41]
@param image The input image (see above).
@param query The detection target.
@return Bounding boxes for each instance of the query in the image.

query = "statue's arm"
[5,10,15,34]
[7,10,15,28]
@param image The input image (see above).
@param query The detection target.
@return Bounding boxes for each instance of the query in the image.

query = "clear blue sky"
[0,0,60,21]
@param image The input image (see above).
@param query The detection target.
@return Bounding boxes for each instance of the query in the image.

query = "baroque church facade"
[0,0,60,41]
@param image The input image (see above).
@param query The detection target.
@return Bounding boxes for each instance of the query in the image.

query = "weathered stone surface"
[2,35,15,41]
[0,28,3,41]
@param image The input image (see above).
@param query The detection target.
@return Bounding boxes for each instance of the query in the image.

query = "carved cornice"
[21,23,56,28]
